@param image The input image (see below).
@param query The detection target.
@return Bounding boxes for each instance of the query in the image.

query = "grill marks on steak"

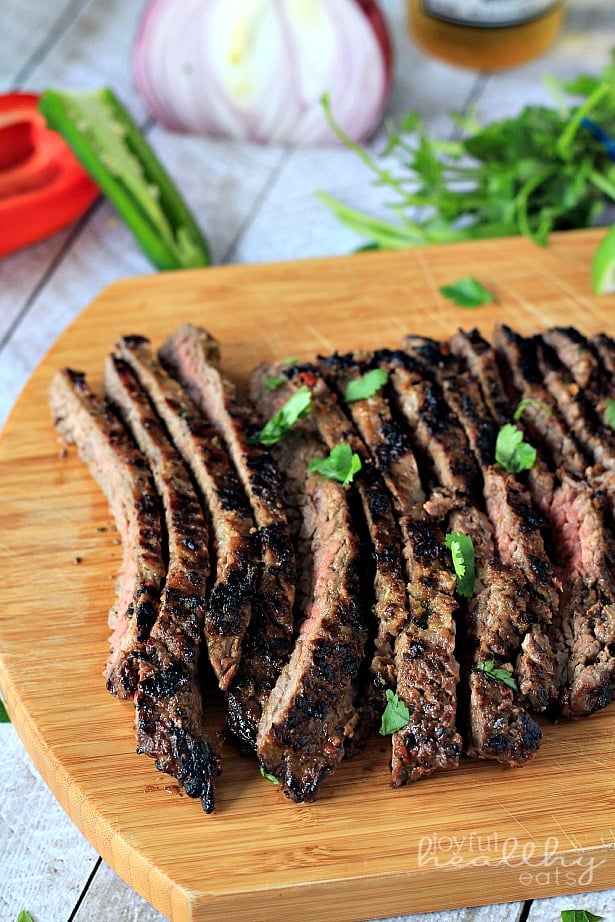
[49,368,164,699]
[396,338,541,766]
[158,324,295,751]
[113,335,258,692]
[495,325,615,718]
[318,352,462,783]
[103,357,220,811]
[267,360,407,750]
[250,370,367,801]
[447,329,559,713]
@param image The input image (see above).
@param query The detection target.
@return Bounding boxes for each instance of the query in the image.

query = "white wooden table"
[1,2,614,920]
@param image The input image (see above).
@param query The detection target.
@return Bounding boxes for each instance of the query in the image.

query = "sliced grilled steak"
[250,370,367,802]
[113,335,258,692]
[397,337,541,765]
[494,324,615,716]
[592,332,615,378]
[380,346,482,506]
[494,325,588,477]
[159,324,295,750]
[542,326,615,440]
[537,336,615,473]
[542,473,615,716]
[104,357,219,811]
[317,351,462,782]
[49,368,164,699]
[271,360,407,749]
[319,351,425,515]
[391,515,461,783]
[430,334,559,712]
[450,328,515,424]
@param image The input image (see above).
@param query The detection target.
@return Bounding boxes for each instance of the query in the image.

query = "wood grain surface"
[1,228,614,922]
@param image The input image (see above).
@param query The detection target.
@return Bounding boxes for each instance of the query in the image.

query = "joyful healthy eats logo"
[418,834,607,888]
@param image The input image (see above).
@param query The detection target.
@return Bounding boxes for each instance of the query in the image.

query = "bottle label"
[422,0,557,27]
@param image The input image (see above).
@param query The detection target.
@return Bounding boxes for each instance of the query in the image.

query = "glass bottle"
[407,1,565,70]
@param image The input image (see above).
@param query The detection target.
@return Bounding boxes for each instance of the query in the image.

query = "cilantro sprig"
[344,368,388,403]
[495,424,537,473]
[319,58,615,251]
[495,398,551,473]
[307,443,362,485]
[439,277,493,308]
[445,532,475,598]
[475,659,518,691]
[379,689,410,735]
[251,386,312,446]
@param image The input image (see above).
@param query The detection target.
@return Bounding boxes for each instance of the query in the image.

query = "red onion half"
[133,0,393,146]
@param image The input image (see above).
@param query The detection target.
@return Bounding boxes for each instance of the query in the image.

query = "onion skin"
[132,0,393,146]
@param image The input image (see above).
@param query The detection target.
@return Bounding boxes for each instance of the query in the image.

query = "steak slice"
[277,361,407,728]
[318,351,462,783]
[104,357,220,810]
[397,337,540,765]
[159,324,295,750]
[113,335,258,691]
[250,370,367,802]
[49,368,164,699]
[540,472,615,717]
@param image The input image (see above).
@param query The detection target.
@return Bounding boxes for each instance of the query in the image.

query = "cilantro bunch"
[320,55,615,249]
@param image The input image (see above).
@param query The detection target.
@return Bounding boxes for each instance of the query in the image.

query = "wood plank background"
[1,229,614,922]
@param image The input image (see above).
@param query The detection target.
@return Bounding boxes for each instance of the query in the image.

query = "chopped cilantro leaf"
[475,659,518,691]
[262,375,286,391]
[17,913,35,922]
[605,398,615,430]
[495,423,537,473]
[259,765,280,785]
[439,277,494,308]
[561,912,604,922]
[0,699,9,723]
[250,386,312,446]
[307,443,362,485]
[344,368,388,403]
[445,532,475,598]
[379,689,410,735]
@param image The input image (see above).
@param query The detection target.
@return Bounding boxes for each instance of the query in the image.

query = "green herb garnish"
[259,765,280,785]
[319,59,615,251]
[445,532,475,598]
[0,699,9,723]
[344,368,388,403]
[17,912,34,922]
[307,443,362,485]
[495,423,537,473]
[262,375,286,391]
[250,386,312,446]
[475,659,518,691]
[439,277,493,308]
[605,397,615,430]
[379,689,410,735]
[561,912,604,922]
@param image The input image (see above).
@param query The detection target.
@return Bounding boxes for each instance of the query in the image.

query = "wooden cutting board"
[1,228,614,922]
